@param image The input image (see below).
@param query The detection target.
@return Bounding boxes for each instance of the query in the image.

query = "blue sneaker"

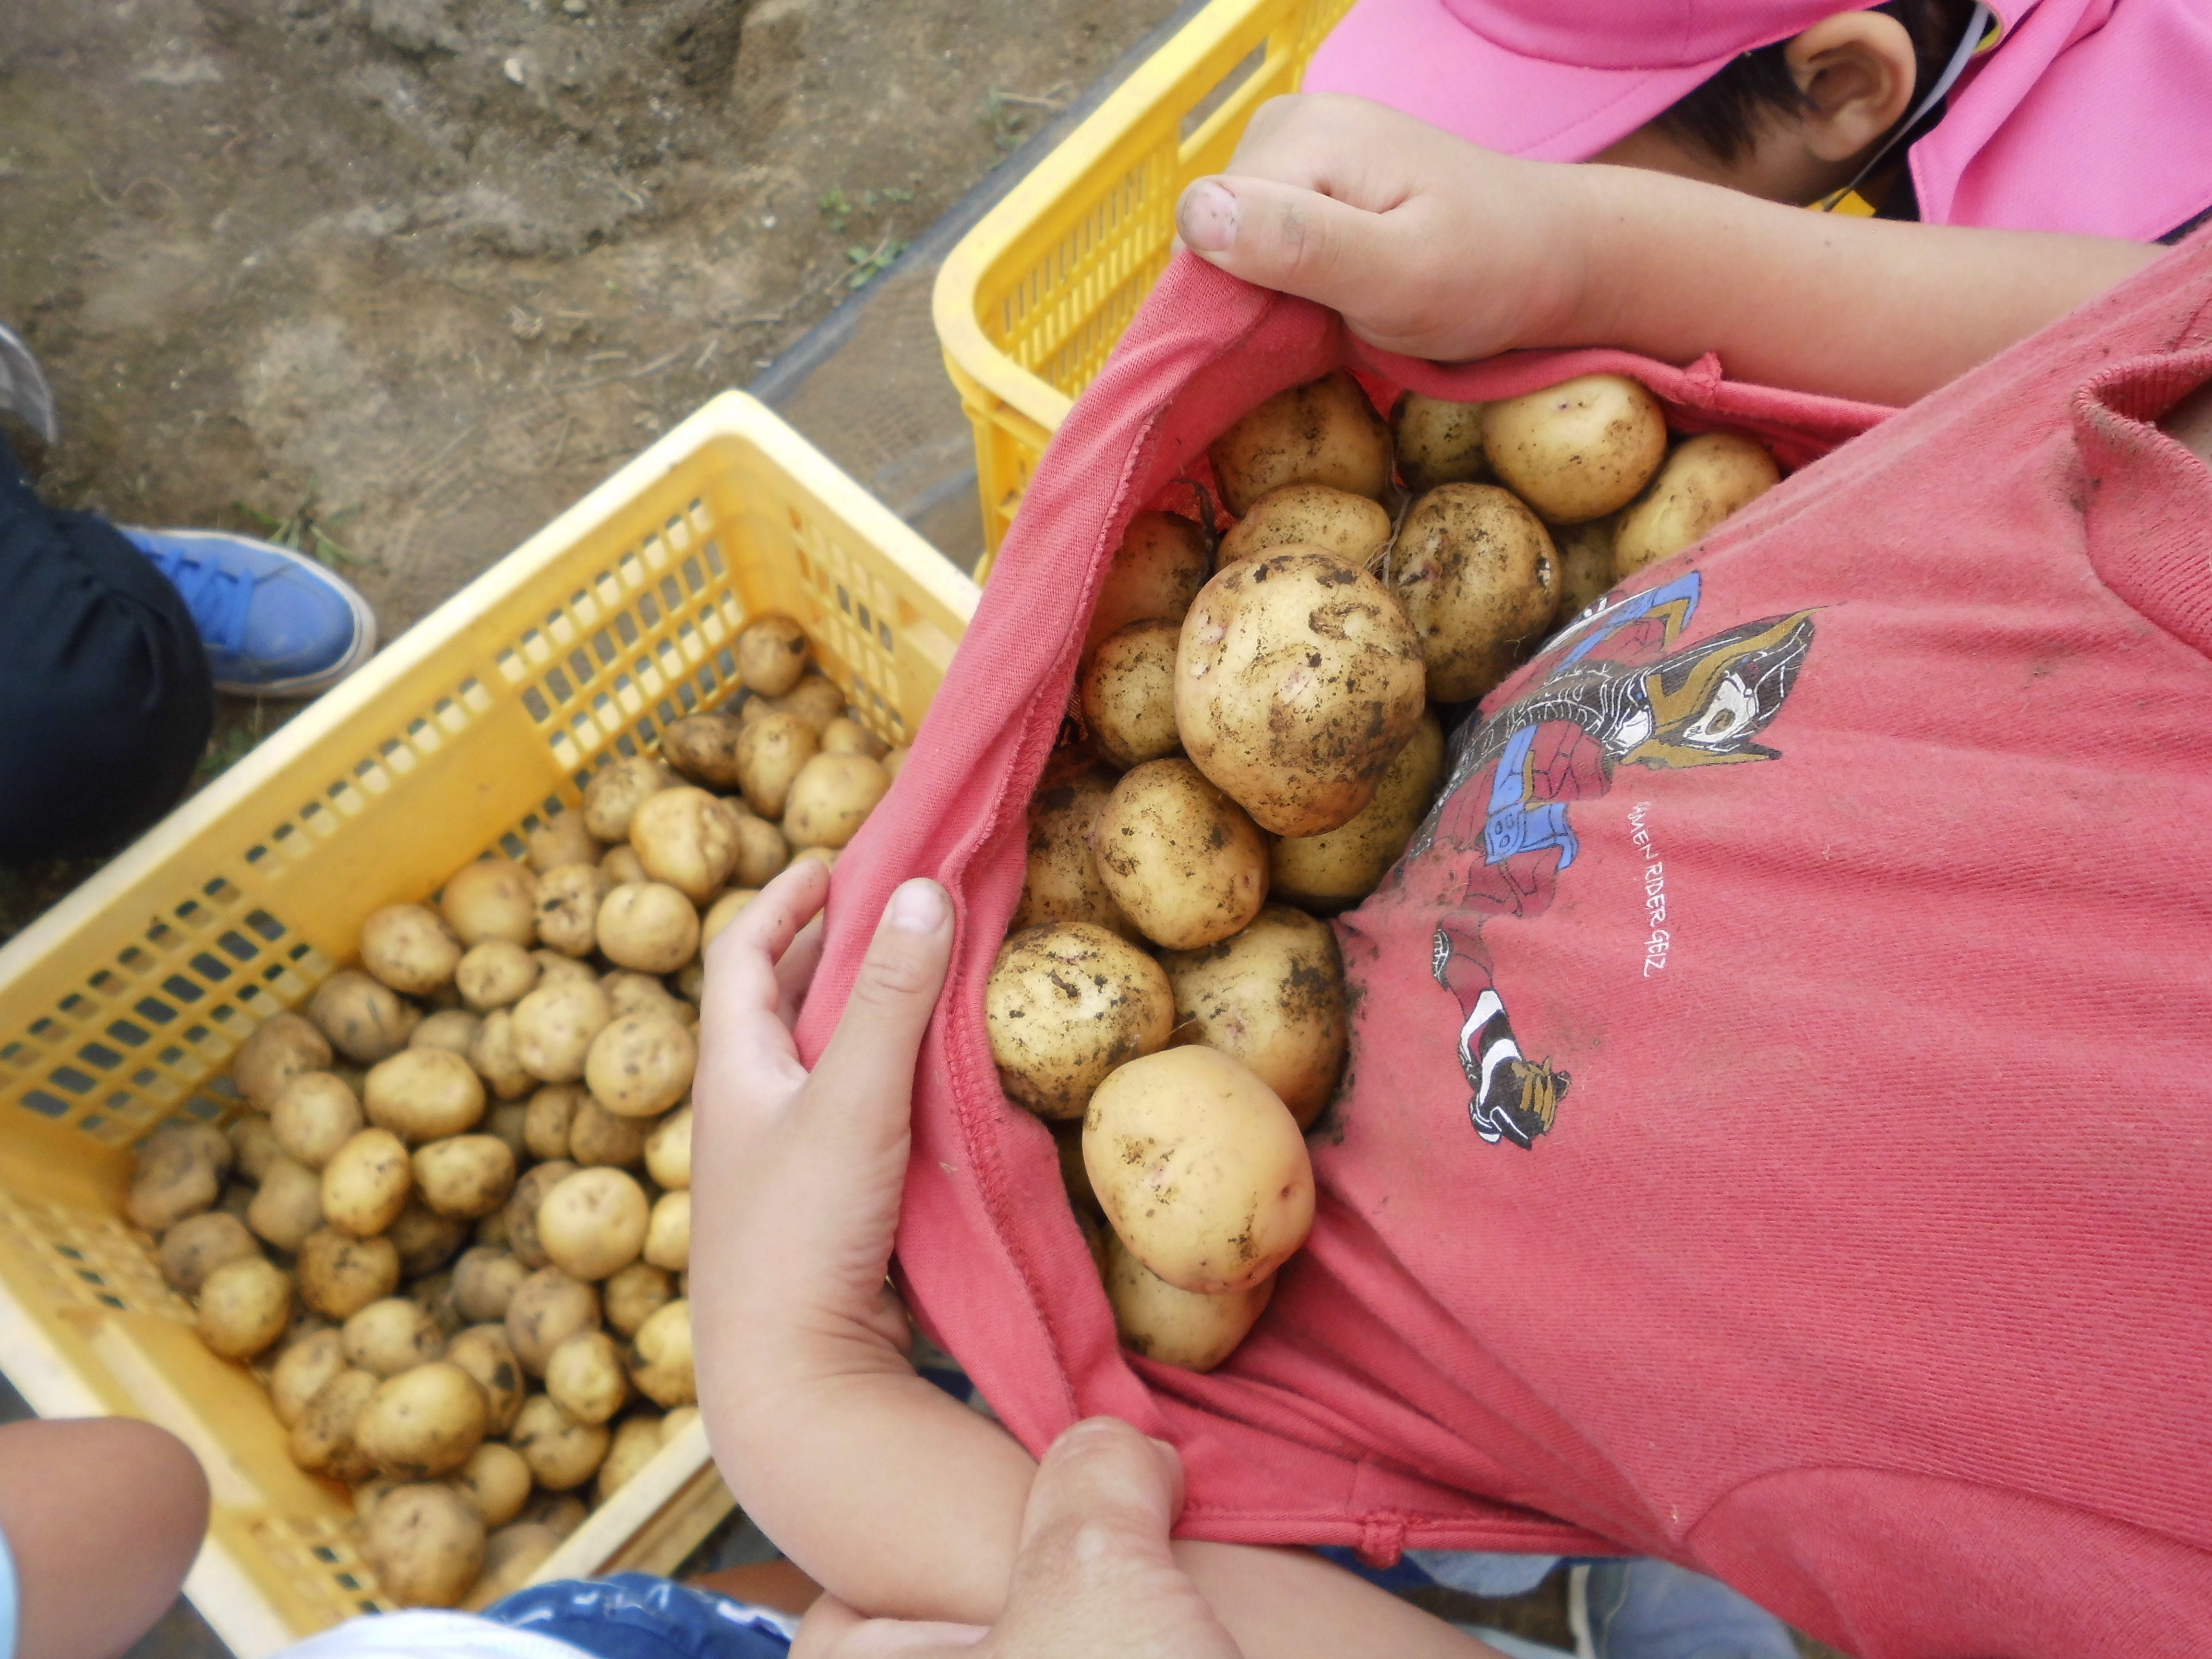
[123,528,377,697]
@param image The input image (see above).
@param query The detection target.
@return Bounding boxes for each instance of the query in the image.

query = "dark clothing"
[0,440,212,861]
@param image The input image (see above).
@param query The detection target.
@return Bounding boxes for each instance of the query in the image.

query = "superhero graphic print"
[1387,574,1815,1148]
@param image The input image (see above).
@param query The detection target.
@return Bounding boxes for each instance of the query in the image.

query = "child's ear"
[1783,12,1920,165]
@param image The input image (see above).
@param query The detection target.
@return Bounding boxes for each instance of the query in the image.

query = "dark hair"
[1653,0,1979,165]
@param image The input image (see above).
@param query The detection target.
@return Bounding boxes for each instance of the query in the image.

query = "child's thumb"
[803,878,954,1121]
[1177,175,1399,313]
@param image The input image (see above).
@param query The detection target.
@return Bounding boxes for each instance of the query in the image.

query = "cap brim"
[1301,0,1735,162]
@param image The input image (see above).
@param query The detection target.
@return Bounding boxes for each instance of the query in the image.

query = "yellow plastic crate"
[934,0,1355,576]
[0,392,977,1658]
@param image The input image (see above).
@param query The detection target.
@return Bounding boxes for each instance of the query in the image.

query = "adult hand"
[793,1418,1244,1659]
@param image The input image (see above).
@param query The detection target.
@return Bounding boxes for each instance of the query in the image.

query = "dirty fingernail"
[1178,180,1238,253]
[888,878,946,934]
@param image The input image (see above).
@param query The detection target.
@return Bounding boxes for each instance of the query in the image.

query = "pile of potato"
[123,614,903,1611]
[988,369,1780,1373]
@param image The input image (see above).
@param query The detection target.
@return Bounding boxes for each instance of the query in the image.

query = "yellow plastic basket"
[934,0,1355,576]
[0,392,977,1658]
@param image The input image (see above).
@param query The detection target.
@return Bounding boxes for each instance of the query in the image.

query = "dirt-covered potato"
[882,746,910,780]
[512,978,613,1085]
[506,1266,601,1374]
[343,1297,447,1377]
[1084,1046,1314,1295]
[1209,370,1392,517]
[628,1298,696,1407]
[602,1262,674,1337]
[630,786,741,903]
[469,1011,534,1102]
[1392,483,1561,702]
[412,1271,466,1338]
[311,970,419,1066]
[247,1156,325,1251]
[445,1323,526,1435]
[986,923,1175,1119]
[596,882,701,975]
[1481,374,1667,524]
[601,971,691,1026]
[1217,483,1393,569]
[453,1248,528,1324]
[1552,516,1618,621]
[546,1329,629,1424]
[512,1395,613,1495]
[538,1167,650,1280]
[198,1256,293,1358]
[289,1367,382,1480]
[409,1010,481,1059]
[659,710,745,790]
[763,673,846,736]
[413,1135,517,1220]
[521,1085,580,1162]
[360,904,464,998]
[440,860,539,950]
[297,1228,402,1319]
[1161,907,1346,1130]
[393,1201,469,1281]
[1102,1228,1274,1373]
[364,1481,485,1608]
[819,716,889,759]
[733,712,820,820]
[583,756,676,843]
[1082,511,1212,662]
[227,1113,283,1184]
[526,811,600,875]
[643,1190,689,1272]
[270,1327,349,1427]
[728,811,791,890]
[272,1072,364,1169]
[1611,431,1781,577]
[367,1047,487,1143]
[235,1012,335,1112]
[1270,709,1444,912]
[596,1414,664,1503]
[781,753,888,849]
[503,1160,578,1270]
[159,1210,260,1295]
[318,1130,410,1237]
[126,1124,226,1233]
[585,1014,696,1119]
[601,844,649,887]
[1080,619,1181,770]
[519,1492,589,1538]
[452,1441,533,1530]
[643,1106,691,1190]
[735,613,809,696]
[1092,760,1269,950]
[484,1102,531,1162]
[1392,392,1489,493]
[532,863,612,960]
[455,940,539,1013]
[1010,754,1138,939]
[355,1360,488,1479]
[699,890,757,950]
[1177,548,1425,835]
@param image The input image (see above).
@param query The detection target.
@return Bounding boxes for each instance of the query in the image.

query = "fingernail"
[888,878,946,934]
[1178,180,1238,254]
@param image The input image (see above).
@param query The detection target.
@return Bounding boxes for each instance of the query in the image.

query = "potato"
[271,1072,364,1169]
[546,1329,629,1424]
[601,971,691,1025]
[538,1168,650,1280]
[601,844,649,887]
[790,846,837,871]
[1083,511,1211,661]
[526,811,600,875]
[699,890,757,950]
[1611,431,1781,577]
[728,811,791,890]
[468,1523,563,1610]
[1392,392,1489,493]
[452,1441,533,1529]
[602,1262,674,1338]
[289,1367,382,1479]
[1208,370,1392,517]
[1270,709,1444,912]
[216,1181,257,1223]
[413,1135,517,1221]
[660,710,745,790]
[506,1266,601,1374]
[343,1297,447,1377]
[440,860,538,950]
[643,1106,691,1191]
[985,923,1175,1119]
[1391,484,1561,702]
[820,716,889,759]
[503,1160,578,1270]
[1079,620,1181,770]
[367,1048,487,1144]
[582,755,673,842]
[355,1360,488,1480]
[1102,1228,1274,1373]
[126,1123,226,1232]
[643,1191,690,1272]
[310,970,418,1066]
[597,1415,665,1503]
[782,754,889,849]
[1083,1046,1313,1294]
[159,1211,260,1295]
[660,1405,700,1444]
[765,673,846,736]
[510,1395,611,1493]
[733,713,820,820]
[585,1015,696,1119]
[518,1492,589,1538]
[533,950,598,989]
[484,1103,530,1163]
[597,882,701,975]
[1011,754,1138,940]
[468,1010,535,1102]
[198,1257,293,1358]
[735,613,809,696]
[409,1010,482,1059]
[297,1228,401,1319]
[227,1113,283,1184]
[453,1248,528,1324]
[1552,516,1618,621]
[630,786,741,904]
[456,940,539,1013]
[1091,760,1269,950]
[1217,483,1392,568]
[628,1298,696,1407]
[1178,547,1426,835]
[247,1156,325,1251]
[473,1210,511,1250]
[445,1323,526,1434]
[1161,907,1346,1130]
[882,746,910,779]
[523,1084,582,1160]
[511,978,613,1085]
[234,1012,334,1111]
[409,1269,465,1336]
[574,1100,652,1171]
[364,1482,485,1608]
[360,904,464,998]
[1481,373,1666,524]
[319,1130,411,1237]
[1053,1119,1099,1215]
[522,866,607,964]
[270,1327,349,1427]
